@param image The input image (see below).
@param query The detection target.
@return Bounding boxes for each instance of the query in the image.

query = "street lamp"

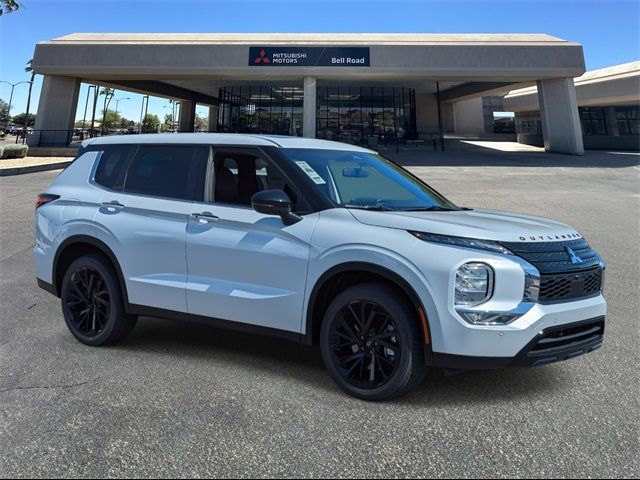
[113,97,130,131]
[0,80,33,133]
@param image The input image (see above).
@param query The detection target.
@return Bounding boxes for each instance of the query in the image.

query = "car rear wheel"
[320,283,427,401]
[60,254,136,346]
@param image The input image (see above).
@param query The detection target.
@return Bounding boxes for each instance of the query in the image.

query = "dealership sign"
[249,47,370,67]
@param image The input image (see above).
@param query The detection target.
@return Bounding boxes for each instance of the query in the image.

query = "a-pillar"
[537,78,584,155]
[29,75,81,147]
[303,77,316,138]
[178,100,196,133]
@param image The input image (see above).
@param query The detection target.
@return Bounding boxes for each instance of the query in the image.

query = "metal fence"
[12,129,445,151]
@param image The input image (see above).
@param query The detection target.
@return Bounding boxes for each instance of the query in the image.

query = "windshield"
[281,148,459,211]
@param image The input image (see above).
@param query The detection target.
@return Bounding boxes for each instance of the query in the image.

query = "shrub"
[0,146,3,159]
[1,144,28,159]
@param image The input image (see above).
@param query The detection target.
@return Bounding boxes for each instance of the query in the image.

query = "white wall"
[415,93,439,134]
[453,97,485,135]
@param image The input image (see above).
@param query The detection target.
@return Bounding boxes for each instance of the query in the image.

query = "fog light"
[455,263,493,306]
[459,311,520,325]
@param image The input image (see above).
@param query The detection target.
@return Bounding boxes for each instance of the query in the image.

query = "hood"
[348,208,583,243]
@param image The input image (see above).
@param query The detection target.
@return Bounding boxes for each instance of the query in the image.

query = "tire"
[60,253,137,346]
[320,283,427,401]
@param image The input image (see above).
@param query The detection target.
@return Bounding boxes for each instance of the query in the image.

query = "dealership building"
[31,33,591,154]
[504,61,640,151]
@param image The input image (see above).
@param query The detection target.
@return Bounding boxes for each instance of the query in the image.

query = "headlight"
[455,262,493,306]
[410,231,513,255]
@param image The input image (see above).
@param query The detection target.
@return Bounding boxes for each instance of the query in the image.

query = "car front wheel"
[320,283,427,401]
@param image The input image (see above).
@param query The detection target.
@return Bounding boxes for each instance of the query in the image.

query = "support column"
[178,100,196,132]
[303,77,316,138]
[29,75,81,147]
[537,78,584,155]
[208,106,218,132]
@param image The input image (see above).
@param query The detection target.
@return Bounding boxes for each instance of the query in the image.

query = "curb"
[0,161,72,177]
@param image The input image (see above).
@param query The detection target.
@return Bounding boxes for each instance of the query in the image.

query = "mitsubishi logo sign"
[254,49,270,64]
[249,46,370,67]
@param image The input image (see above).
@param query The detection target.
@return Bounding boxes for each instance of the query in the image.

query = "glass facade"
[217,85,417,145]
[316,86,416,145]
[218,86,304,137]
[579,107,607,135]
[615,106,639,136]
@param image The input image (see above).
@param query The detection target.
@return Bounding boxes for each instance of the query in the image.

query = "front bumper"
[428,316,605,370]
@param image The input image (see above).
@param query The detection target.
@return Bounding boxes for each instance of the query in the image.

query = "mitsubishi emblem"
[565,246,584,264]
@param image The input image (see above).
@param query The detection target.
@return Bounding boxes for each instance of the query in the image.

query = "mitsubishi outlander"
[34,134,606,400]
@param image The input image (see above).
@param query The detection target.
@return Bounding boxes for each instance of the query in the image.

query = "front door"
[185,147,317,333]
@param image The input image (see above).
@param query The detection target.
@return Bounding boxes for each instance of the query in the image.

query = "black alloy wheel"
[65,266,110,337]
[329,300,401,389]
[61,254,137,346]
[320,283,427,401]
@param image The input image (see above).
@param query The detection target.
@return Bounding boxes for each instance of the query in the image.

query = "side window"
[211,149,305,211]
[94,145,136,191]
[124,146,208,201]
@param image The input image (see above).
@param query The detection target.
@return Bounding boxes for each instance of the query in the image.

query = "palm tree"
[100,87,115,134]
[0,1,21,16]
[23,59,35,135]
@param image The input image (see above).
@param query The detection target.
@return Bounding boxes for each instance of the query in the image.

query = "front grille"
[523,318,605,366]
[539,267,603,302]
[500,238,601,273]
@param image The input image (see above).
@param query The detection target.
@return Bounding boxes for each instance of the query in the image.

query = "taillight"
[36,193,60,209]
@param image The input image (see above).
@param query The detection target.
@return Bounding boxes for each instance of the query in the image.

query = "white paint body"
[34,134,606,359]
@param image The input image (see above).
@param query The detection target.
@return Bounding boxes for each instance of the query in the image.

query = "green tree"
[0,99,9,125]
[195,114,209,132]
[100,109,123,131]
[10,112,36,127]
[0,0,20,15]
[23,59,36,130]
[142,113,160,133]
[99,87,115,133]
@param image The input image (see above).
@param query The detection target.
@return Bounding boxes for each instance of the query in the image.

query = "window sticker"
[295,160,327,184]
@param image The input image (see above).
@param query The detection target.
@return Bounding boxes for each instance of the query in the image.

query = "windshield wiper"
[401,206,458,212]
[344,204,396,211]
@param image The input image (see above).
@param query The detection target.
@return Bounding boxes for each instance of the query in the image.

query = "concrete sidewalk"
[0,156,75,176]
[383,140,640,168]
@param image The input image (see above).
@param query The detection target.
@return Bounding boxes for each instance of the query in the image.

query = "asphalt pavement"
[1,143,638,478]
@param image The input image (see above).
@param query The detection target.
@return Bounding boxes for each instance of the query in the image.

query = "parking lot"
[1,143,638,478]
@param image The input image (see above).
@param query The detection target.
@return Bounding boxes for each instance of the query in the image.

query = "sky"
[0,0,638,124]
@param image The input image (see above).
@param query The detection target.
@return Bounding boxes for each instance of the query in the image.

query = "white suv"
[34,134,607,400]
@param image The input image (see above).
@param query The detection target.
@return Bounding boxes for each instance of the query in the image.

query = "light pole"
[0,80,32,133]
[113,97,130,132]
[139,95,149,133]
[81,85,96,134]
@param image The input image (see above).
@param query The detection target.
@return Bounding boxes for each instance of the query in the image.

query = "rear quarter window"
[94,145,137,191]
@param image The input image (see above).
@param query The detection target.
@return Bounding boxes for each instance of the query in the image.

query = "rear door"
[94,144,208,312]
[185,147,318,333]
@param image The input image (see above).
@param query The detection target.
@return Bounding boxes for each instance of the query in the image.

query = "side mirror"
[251,189,302,226]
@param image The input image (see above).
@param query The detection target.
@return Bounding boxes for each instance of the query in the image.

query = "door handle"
[100,201,125,211]
[191,212,219,223]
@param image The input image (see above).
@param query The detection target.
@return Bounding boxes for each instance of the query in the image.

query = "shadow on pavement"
[384,140,640,168]
[120,316,564,404]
